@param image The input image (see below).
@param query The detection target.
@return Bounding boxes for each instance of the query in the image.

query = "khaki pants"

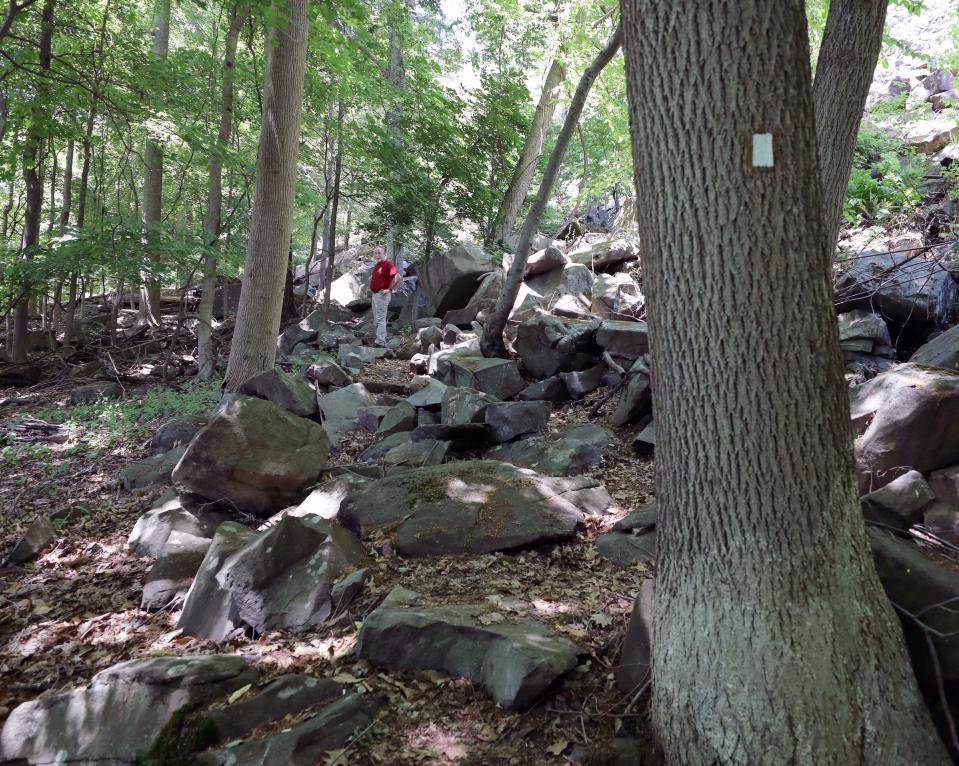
[371,290,391,345]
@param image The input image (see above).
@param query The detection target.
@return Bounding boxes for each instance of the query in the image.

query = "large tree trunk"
[222,0,309,392]
[198,2,247,381]
[814,0,888,248]
[138,0,171,328]
[481,25,621,358]
[11,0,54,363]
[619,1,948,763]
[490,57,565,246]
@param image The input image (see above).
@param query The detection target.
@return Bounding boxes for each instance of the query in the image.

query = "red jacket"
[370,260,398,292]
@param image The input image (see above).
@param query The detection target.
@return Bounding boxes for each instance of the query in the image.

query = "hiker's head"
[373,246,386,261]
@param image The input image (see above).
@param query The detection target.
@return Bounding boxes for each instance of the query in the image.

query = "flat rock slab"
[595,320,649,361]
[357,586,580,710]
[911,324,959,371]
[484,401,550,443]
[445,356,524,400]
[609,372,652,427]
[178,515,366,640]
[340,461,613,557]
[486,425,610,476]
[172,396,330,518]
[861,469,936,529]
[237,369,319,419]
[384,438,449,468]
[376,401,417,436]
[358,431,413,463]
[518,375,570,403]
[0,655,257,765]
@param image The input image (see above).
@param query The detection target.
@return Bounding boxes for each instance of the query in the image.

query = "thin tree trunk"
[222,0,310,392]
[481,25,621,358]
[58,138,73,229]
[12,0,54,363]
[64,105,95,348]
[619,1,948,763]
[384,13,406,261]
[342,202,350,249]
[321,96,344,319]
[491,57,565,245]
[47,137,56,233]
[814,0,888,248]
[138,0,171,328]
[198,2,247,381]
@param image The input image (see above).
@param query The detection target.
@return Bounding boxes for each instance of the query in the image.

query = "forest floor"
[0,354,660,765]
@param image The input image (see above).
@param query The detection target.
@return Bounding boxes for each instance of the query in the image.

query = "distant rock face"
[850,364,959,489]
[0,655,257,766]
[178,515,366,640]
[237,369,319,419]
[356,586,580,710]
[419,242,494,315]
[172,395,330,517]
[835,250,957,331]
[340,461,612,557]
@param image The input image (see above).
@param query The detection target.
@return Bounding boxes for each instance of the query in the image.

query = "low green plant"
[844,128,926,224]
[868,92,909,117]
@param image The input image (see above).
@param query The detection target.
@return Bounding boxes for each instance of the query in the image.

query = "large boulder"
[596,320,650,361]
[610,370,653,426]
[850,364,959,489]
[237,369,319,419]
[0,655,256,766]
[70,381,122,405]
[441,386,496,426]
[591,273,644,320]
[444,356,525,400]
[837,310,894,356]
[150,415,206,455]
[340,461,612,557]
[525,245,568,277]
[328,272,370,309]
[514,314,601,380]
[356,586,579,710]
[527,263,595,318]
[861,470,936,530]
[178,515,366,640]
[128,492,230,557]
[484,401,550,443]
[486,424,610,476]
[835,250,957,331]
[419,242,494,316]
[904,117,958,154]
[911,324,959,371]
[172,396,330,517]
[568,234,640,273]
[317,382,377,445]
[376,400,418,436]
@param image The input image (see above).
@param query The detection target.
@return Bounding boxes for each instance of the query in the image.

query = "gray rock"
[929,464,959,509]
[69,381,122,405]
[208,692,380,766]
[634,420,656,450]
[416,324,443,352]
[484,401,550,443]
[303,360,352,389]
[356,586,579,710]
[384,438,449,468]
[357,405,391,433]
[487,425,609,476]
[609,372,652,426]
[514,314,601,380]
[376,401,417,436]
[861,470,936,529]
[445,356,524,400]
[141,544,209,610]
[869,529,959,749]
[340,461,612,557]
[419,242,494,316]
[568,234,640,272]
[406,377,448,410]
[525,245,568,277]
[613,505,657,532]
[358,431,413,463]
[150,415,206,454]
[238,369,319,419]
[290,474,369,520]
[173,396,330,517]
[560,363,606,399]
[121,447,186,491]
[0,655,256,766]
[616,579,654,693]
[179,516,366,639]
[837,310,892,348]
[442,387,497,426]
[518,376,570,403]
[596,528,656,567]
[595,320,650,361]
[418,408,441,426]
[331,567,368,613]
[591,273,644,319]
[128,493,231,557]
[411,423,492,451]
[336,344,389,370]
[415,317,443,329]
[836,250,957,329]
[911,324,959,371]
[6,518,56,565]
[850,364,959,490]
[207,675,346,742]
[317,382,377,445]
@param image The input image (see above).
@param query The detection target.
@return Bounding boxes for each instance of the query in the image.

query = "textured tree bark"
[198,3,247,381]
[222,0,309,392]
[490,57,565,246]
[619,2,948,763]
[12,0,54,363]
[814,0,888,248]
[481,25,621,358]
[138,0,171,328]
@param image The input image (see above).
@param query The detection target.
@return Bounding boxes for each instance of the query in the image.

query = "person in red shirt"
[369,245,400,346]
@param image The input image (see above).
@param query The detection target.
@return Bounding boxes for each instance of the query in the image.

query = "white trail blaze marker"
[752,133,774,167]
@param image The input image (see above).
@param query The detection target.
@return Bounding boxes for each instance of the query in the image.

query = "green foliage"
[844,128,926,224]
[868,93,909,117]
